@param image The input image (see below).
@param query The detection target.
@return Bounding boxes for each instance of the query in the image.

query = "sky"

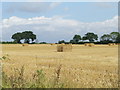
[1,2,118,43]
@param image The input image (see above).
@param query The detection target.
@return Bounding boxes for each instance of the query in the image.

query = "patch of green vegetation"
[2,65,66,88]
[0,54,10,61]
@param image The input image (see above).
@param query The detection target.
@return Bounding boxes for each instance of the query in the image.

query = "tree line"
[1,31,120,44]
[58,32,120,44]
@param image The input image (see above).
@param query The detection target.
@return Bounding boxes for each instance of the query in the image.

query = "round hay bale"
[84,43,94,47]
[22,44,29,46]
[84,43,90,46]
[61,43,65,45]
[117,43,120,45]
[108,43,112,46]
[88,43,94,47]
[50,43,55,45]
[108,43,115,46]
[57,44,72,52]
[84,43,87,46]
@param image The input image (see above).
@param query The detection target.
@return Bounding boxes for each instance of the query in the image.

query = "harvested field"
[0,44,118,88]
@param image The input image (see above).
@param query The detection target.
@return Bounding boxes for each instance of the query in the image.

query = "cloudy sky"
[1,2,118,43]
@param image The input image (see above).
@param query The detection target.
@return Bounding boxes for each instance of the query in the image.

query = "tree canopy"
[73,35,81,44]
[11,33,23,43]
[100,34,111,41]
[11,31,36,44]
[110,32,119,42]
[58,40,66,44]
[82,32,98,42]
[116,33,120,43]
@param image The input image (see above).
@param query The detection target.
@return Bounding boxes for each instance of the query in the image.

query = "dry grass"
[1,44,118,88]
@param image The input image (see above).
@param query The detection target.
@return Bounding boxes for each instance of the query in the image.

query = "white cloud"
[1,15,118,42]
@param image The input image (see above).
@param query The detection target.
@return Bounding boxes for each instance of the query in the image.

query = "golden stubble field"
[0,44,118,88]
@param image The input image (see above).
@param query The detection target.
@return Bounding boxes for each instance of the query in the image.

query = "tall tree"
[82,32,98,42]
[73,35,81,44]
[116,33,120,43]
[11,31,36,44]
[110,32,119,42]
[69,40,75,44]
[22,31,36,43]
[11,32,23,43]
[58,40,65,44]
[100,34,112,43]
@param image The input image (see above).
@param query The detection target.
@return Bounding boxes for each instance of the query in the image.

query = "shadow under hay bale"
[57,44,72,52]
[84,43,94,47]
